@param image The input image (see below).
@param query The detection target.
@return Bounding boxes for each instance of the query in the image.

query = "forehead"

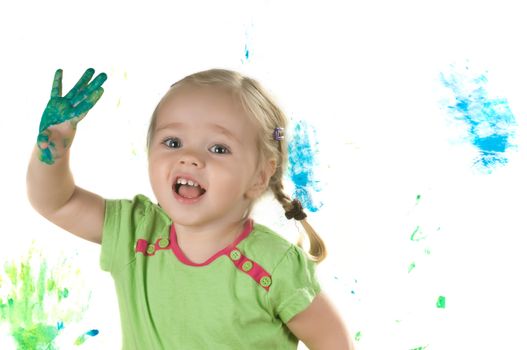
[155,85,254,135]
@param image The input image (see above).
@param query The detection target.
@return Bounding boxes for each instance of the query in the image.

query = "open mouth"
[173,176,207,199]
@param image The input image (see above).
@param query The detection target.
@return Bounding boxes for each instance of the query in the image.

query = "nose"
[178,151,204,168]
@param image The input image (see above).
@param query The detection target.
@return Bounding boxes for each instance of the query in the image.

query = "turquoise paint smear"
[288,120,323,212]
[0,243,91,349]
[242,25,252,63]
[74,329,99,345]
[244,43,250,61]
[440,64,517,174]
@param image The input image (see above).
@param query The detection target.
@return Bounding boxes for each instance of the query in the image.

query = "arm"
[287,292,355,350]
[26,68,107,244]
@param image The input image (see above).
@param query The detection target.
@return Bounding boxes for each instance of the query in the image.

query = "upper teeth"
[177,178,199,187]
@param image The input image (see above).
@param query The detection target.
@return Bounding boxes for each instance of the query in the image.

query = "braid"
[269,173,327,263]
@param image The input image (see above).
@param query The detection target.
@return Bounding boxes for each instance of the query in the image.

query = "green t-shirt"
[101,194,321,349]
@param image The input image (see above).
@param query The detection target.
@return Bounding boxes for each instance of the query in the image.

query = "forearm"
[26,144,75,217]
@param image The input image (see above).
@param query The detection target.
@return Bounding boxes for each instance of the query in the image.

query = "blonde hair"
[146,68,327,263]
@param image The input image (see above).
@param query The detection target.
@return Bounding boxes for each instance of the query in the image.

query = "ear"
[245,159,277,200]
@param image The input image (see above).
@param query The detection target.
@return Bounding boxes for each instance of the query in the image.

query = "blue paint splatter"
[86,329,99,336]
[288,120,322,212]
[440,64,517,173]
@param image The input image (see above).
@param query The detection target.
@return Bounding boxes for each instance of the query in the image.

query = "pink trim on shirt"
[135,237,172,256]
[135,239,149,254]
[136,220,272,291]
[169,220,254,267]
[228,252,272,292]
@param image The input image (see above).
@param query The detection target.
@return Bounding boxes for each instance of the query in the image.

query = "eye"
[162,137,182,149]
[209,144,231,154]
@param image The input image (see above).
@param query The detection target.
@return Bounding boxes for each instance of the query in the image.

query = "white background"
[1,0,527,349]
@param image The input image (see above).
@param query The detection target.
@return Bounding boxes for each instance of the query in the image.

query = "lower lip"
[172,188,205,204]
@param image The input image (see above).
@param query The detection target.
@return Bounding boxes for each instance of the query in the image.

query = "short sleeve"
[100,195,151,273]
[268,245,321,323]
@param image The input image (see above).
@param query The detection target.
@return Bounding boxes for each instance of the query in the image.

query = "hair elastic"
[273,127,284,141]
[285,199,307,221]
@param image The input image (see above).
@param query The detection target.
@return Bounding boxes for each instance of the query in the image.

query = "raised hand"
[37,68,107,164]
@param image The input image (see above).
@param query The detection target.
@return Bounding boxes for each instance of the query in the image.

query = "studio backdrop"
[1,1,526,349]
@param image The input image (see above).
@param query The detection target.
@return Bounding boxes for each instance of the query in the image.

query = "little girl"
[27,68,353,349]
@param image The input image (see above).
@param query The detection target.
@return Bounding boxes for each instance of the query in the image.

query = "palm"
[37,68,107,164]
[40,97,82,132]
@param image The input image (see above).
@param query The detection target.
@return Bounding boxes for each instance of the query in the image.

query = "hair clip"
[273,127,284,141]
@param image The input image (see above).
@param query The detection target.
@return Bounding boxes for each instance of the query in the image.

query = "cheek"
[148,156,170,184]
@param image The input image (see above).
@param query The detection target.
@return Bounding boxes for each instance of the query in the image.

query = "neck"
[174,218,247,252]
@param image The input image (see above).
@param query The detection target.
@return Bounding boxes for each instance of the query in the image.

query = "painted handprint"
[37,68,107,164]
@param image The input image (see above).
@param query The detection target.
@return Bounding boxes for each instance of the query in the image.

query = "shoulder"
[105,194,156,216]
[243,223,321,323]
[242,223,291,255]
[104,194,170,231]
[241,223,312,274]
[101,194,171,272]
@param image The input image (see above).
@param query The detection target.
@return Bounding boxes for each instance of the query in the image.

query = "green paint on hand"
[354,331,362,341]
[436,295,446,308]
[408,261,416,273]
[37,68,107,165]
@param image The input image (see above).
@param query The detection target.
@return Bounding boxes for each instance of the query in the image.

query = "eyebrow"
[155,122,241,144]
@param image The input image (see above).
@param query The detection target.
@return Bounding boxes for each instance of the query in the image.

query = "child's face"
[148,85,268,228]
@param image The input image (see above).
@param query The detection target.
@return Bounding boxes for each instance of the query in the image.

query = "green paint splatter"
[74,329,99,345]
[0,243,91,349]
[354,331,362,341]
[436,295,446,308]
[410,346,428,350]
[416,194,421,203]
[408,262,416,273]
[410,226,427,241]
[58,288,69,301]
[424,248,431,255]
[74,334,87,345]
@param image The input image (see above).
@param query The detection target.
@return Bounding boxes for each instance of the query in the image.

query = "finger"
[70,87,104,117]
[70,72,107,107]
[51,69,63,98]
[64,68,95,100]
